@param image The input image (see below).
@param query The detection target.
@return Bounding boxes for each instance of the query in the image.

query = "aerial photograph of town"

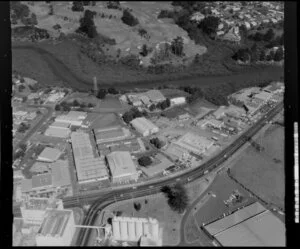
[11,1,286,246]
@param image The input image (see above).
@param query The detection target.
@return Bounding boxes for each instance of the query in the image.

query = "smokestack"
[93,76,98,94]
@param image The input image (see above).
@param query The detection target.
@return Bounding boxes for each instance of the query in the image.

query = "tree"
[97,89,107,99]
[133,202,142,211]
[19,143,27,152]
[138,28,148,37]
[73,99,80,106]
[55,104,61,111]
[87,103,94,108]
[107,1,121,9]
[140,44,148,57]
[199,16,220,35]
[107,87,119,94]
[171,36,184,57]
[22,96,27,103]
[18,85,25,92]
[77,10,98,38]
[83,1,90,6]
[79,102,86,108]
[72,1,84,12]
[149,104,156,111]
[161,183,189,214]
[49,4,54,15]
[121,9,139,26]
[274,47,284,61]
[263,28,275,42]
[259,50,266,61]
[150,137,163,149]
[138,156,152,167]
[123,111,134,123]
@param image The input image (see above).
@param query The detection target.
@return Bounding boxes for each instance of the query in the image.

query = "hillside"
[15,1,207,66]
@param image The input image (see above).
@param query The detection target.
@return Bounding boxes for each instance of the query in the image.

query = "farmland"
[230,124,285,210]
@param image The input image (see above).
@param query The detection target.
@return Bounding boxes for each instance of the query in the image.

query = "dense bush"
[107,87,119,94]
[150,137,164,149]
[17,122,30,133]
[107,1,121,10]
[171,36,184,57]
[199,16,220,35]
[72,1,84,12]
[123,107,145,123]
[161,183,189,214]
[134,202,142,211]
[121,9,139,27]
[77,10,98,38]
[157,9,177,19]
[138,156,152,167]
[119,54,140,70]
[10,2,30,22]
[96,89,107,99]
[274,47,284,61]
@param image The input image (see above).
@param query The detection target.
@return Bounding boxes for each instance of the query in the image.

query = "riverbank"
[12,41,284,91]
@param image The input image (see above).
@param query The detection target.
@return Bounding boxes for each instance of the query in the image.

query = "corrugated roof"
[45,127,70,138]
[106,151,138,178]
[50,121,70,128]
[38,147,62,162]
[94,126,128,143]
[38,209,72,237]
[215,210,285,246]
[205,202,266,236]
[51,160,71,187]
[32,173,52,189]
[145,90,165,102]
[131,117,158,133]
[76,157,108,182]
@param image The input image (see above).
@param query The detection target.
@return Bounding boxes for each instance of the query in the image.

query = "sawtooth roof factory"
[36,209,75,246]
[203,202,285,246]
[71,131,109,184]
[94,126,132,144]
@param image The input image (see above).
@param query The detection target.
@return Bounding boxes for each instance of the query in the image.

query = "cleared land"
[231,125,285,210]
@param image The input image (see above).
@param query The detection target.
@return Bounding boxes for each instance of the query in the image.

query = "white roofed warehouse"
[106,151,139,183]
[37,147,62,163]
[130,117,159,137]
[55,111,87,127]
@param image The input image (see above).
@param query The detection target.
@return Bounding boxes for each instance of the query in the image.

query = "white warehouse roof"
[130,117,159,135]
[37,147,62,162]
[106,151,138,179]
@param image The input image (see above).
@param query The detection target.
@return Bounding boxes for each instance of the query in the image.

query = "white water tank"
[120,220,128,241]
[128,220,136,241]
[112,220,120,240]
[135,219,143,239]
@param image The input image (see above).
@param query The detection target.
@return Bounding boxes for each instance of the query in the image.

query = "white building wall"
[136,220,143,239]
[21,209,46,225]
[128,221,136,241]
[171,97,186,106]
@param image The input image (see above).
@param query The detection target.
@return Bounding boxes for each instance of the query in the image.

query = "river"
[12,44,284,91]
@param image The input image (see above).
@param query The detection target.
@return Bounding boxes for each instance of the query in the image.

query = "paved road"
[14,105,53,151]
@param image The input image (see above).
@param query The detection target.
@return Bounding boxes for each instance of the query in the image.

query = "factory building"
[122,89,166,106]
[213,106,227,120]
[199,119,224,129]
[55,111,87,127]
[130,117,159,137]
[203,202,285,246]
[21,160,72,198]
[106,151,139,183]
[20,197,63,225]
[173,132,214,155]
[37,147,62,163]
[45,121,71,138]
[94,126,131,144]
[36,209,75,246]
[71,132,109,184]
[112,216,162,245]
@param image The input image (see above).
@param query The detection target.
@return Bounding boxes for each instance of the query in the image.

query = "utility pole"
[93,76,98,95]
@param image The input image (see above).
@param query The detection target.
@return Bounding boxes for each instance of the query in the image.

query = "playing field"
[231,125,285,210]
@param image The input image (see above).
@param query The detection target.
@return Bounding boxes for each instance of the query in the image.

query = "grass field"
[230,125,285,209]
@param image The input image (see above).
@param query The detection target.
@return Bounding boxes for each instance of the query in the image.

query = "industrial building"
[173,132,214,155]
[203,202,285,246]
[21,160,71,198]
[55,111,87,127]
[36,209,75,246]
[37,147,62,163]
[106,151,139,183]
[122,89,166,107]
[20,197,63,225]
[199,119,224,129]
[170,96,186,106]
[71,131,109,184]
[94,126,131,144]
[213,106,227,119]
[130,117,159,137]
[253,91,274,103]
[112,216,162,245]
